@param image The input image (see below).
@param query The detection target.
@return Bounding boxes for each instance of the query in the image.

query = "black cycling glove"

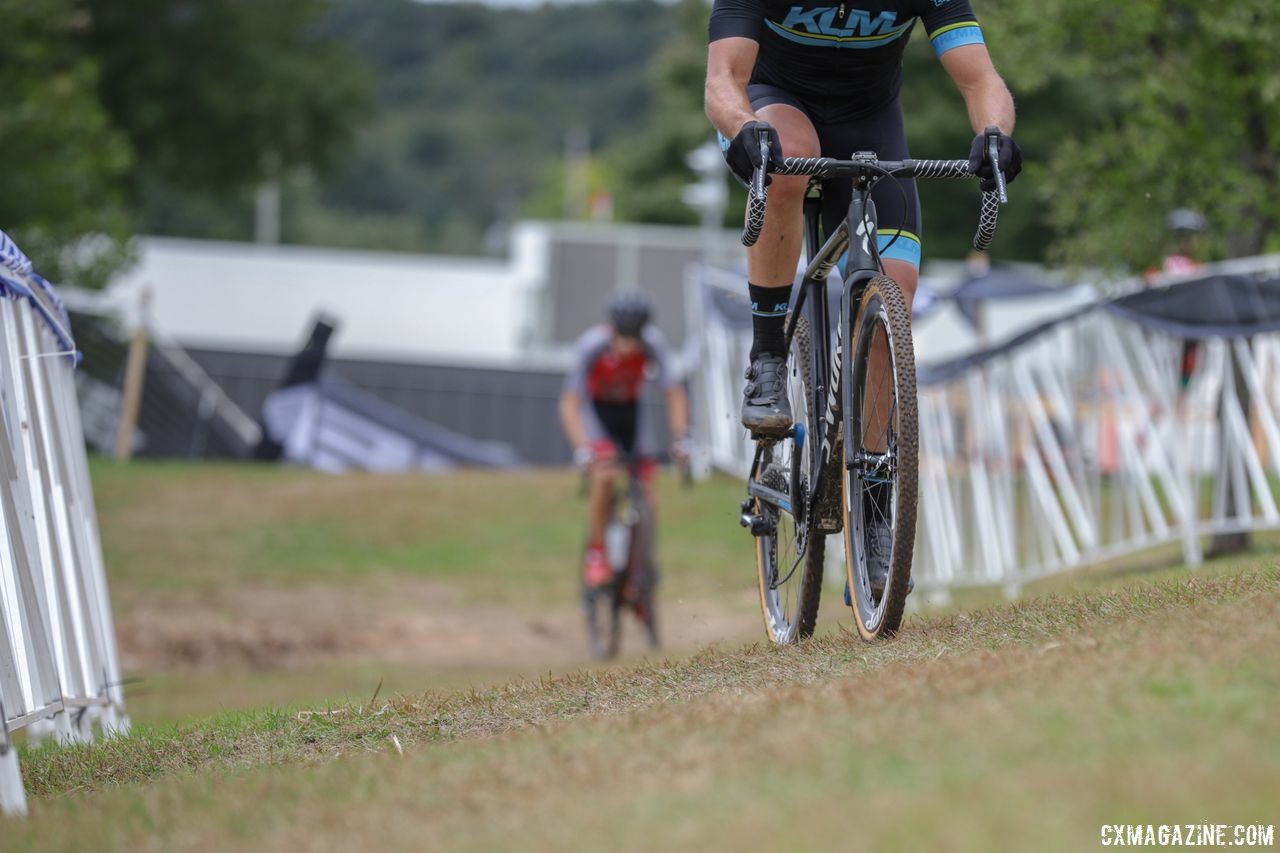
[725,120,785,186]
[967,131,1023,192]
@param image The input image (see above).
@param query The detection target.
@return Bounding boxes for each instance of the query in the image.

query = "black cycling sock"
[749,283,793,358]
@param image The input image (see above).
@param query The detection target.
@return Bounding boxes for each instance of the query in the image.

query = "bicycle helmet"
[1168,209,1207,234]
[607,291,652,338]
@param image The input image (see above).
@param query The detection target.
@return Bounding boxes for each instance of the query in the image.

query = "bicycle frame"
[619,463,652,574]
[594,458,653,572]
[738,131,1007,634]
[745,172,885,548]
[584,457,659,658]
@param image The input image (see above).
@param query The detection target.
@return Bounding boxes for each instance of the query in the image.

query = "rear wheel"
[842,276,918,640]
[754,314,826,645]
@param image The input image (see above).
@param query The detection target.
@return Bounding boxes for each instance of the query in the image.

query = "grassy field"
[92,461,763,723]
[7,461,1276,848]
[91,460,750,600]
[13,558,1279,849]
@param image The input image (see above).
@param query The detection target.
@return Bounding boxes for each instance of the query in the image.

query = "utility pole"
[255,181,281,245]
[114,287,152,461]
[682,140,729,266]
[681,140,730,484]
[563,125,591,220]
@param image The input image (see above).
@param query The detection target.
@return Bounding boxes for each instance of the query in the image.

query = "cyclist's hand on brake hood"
[726,121,785,186]
[967,131,1022,192]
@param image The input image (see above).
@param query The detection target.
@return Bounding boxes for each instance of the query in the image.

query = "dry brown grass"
[21,566,1276,797]
[13,562,1277,850]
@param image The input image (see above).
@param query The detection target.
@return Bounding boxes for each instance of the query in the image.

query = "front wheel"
[584,581,620,660]
[843,275,918,640]
[627,515,660,650]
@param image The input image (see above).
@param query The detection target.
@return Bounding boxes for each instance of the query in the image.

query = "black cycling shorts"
[747,85,922,268]
[591,400,638,454]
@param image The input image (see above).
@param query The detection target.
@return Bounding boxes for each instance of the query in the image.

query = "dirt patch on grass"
[115,579,758,672]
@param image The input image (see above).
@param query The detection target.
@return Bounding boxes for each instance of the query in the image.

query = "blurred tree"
[84,0,369,196]
[0,0,134,287]
[313,0,676,254]
[603,0,711,227]
[898,36,1097,264]
[1,0,368,285]
[987,0,1280,270]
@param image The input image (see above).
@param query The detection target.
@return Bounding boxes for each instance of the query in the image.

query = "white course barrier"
[691,258,1280,600]
[0,266,127,816]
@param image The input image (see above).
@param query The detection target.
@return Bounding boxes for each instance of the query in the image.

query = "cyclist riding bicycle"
[558,292,690,588]
[705,0,1021,597]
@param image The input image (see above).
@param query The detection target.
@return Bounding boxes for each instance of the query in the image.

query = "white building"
[97,221,744,365]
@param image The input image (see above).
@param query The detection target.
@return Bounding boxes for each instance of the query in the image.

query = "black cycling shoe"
[741,353,793,438]
[843,515,913,606]
[866,518,894,596]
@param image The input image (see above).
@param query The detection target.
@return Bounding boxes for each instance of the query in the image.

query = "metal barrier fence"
[0,268,126,816]
[690,260,1280,600]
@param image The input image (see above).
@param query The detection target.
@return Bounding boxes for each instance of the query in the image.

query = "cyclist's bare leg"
[587,461,620,547]
[746,104,820,287]
[862,259,917,453]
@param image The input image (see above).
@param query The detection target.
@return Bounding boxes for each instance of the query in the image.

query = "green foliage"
[85,0,370,193]
[897,36,1100,263]
[0,0,368,286]
[0,0,134,287]
[603,0,714,226]
[285,0,677,253]
[988,0,1280,270]
[16,0,1275,277]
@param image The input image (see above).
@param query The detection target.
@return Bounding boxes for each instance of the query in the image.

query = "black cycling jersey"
[709,0,984,124]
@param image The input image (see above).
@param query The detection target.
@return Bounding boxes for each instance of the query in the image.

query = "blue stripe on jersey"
[930,23,985,57]
[878,231,921,268]
[831,231,922,277]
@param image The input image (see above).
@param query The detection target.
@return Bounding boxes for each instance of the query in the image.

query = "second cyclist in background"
[558,293,690,589]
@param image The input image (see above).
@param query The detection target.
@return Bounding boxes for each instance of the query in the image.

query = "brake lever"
[985,125,1009,204]
[754,126,772,194]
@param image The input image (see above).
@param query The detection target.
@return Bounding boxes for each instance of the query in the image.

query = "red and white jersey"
[565,324,678,404]
[564,324,680,453]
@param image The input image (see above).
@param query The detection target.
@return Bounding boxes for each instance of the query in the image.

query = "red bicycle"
[582,455,659,660]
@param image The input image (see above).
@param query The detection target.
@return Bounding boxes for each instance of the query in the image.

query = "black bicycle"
[583,455,660,660]
[739,127,1008,643]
